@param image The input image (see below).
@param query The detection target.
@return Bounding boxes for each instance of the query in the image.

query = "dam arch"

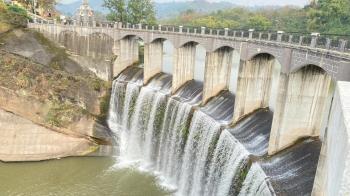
[233,53,282,123]
[268,64,333,155]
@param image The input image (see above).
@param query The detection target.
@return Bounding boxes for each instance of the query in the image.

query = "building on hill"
[75,0,94,26]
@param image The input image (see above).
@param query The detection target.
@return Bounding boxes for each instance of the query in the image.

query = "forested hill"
[55,0,235,19]
[163,1,350,35]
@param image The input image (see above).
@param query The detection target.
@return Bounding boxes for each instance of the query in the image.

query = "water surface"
[0,157,170,196]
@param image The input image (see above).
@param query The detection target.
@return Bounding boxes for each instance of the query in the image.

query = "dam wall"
[28,21,350,156]
[312,82,350,195]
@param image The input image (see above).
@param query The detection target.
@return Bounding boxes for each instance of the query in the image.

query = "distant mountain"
[155,1,236,19]
[56,0,235,19]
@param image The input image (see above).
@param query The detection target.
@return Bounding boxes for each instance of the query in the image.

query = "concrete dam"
[29,21,350,195]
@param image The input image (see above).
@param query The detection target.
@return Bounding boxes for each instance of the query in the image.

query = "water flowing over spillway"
[107,67,322,196]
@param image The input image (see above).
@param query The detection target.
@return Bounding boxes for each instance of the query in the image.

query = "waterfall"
[238,163,274,196]
[204,130,249,196]
[177,111,221,196]
[156,98,193,185]
[107,80,126,131]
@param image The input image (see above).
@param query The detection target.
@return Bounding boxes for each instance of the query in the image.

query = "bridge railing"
[28,19,350,54]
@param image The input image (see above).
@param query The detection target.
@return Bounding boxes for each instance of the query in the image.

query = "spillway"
[107,66,321,196]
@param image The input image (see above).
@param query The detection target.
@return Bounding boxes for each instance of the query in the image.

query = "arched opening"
[233,53,281,123]
[268,64,333,154]
[162,40,174,75]
[194,44,206,82]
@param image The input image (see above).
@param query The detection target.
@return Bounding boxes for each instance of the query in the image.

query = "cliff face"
[0,21,112,161]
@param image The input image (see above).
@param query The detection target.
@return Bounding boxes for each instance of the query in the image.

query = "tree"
[127,0,156,24]
[103,0,126,22]
[103,0,156,24]
[247,15,272,30]
[307,0,350,34]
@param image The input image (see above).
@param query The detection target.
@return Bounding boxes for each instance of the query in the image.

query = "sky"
[59,0,310,7]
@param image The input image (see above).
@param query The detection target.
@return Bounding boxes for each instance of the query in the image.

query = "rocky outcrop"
[0,26,113,161]
[0,108,96,162]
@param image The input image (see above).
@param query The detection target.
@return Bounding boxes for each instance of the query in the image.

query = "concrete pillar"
[144,39,164,84]
[311,32,320,48]
[224,28,228,36]
[203,47,233,104]
[172,42,197,93]
[249,29,254,39]
[158,24,162,31]
[233,54,276,123]
[277,31,284,42]
[201,27,206,35]
[113,36,139,77]
[179,26,183,33]
[268,66,332,155]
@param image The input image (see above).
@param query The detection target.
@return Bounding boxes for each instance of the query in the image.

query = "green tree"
[247,15,272,30]
[127,0,156,24]
[104,0,156,24]
[103,0,126,22]
[307,0,350,34]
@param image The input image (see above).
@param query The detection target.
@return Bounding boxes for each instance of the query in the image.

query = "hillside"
[0,2,112,161]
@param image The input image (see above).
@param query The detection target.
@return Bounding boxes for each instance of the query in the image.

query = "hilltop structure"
[75,0,94,25]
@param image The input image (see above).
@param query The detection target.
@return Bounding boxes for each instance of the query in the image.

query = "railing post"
[249,29,254,39]
[224,28,229,36]
[288,35,293,43]
[277,31,284,42]
[187,28,190,34]
[201,27,206,35]
[209,29,213,35]
[310,32,320,48]
[179,26,183,33]
[73,20,77,26]
[325,38,331,49]
[53,19,57,25]
[339,39,347,52]
[158,24,162,31]
[233,31,236,37]
[258,32,262,40]
[194,28,197,34]
[268,33,272,41]
[152,26,155,30]
[299,36,303,45]
[241,31,244,38]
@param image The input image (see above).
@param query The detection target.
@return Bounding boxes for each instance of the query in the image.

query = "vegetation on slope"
[0,2,29,33]
[162,0,350,35]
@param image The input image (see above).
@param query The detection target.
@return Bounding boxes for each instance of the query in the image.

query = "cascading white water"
[204,130,249,196]
[156,98,193,185]
[107,78,274,196]
[177,111,221,196]
[238,163,274,196]
[107,80,126,131]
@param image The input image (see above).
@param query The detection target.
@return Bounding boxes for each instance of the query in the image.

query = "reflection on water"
[0,157,170,196]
